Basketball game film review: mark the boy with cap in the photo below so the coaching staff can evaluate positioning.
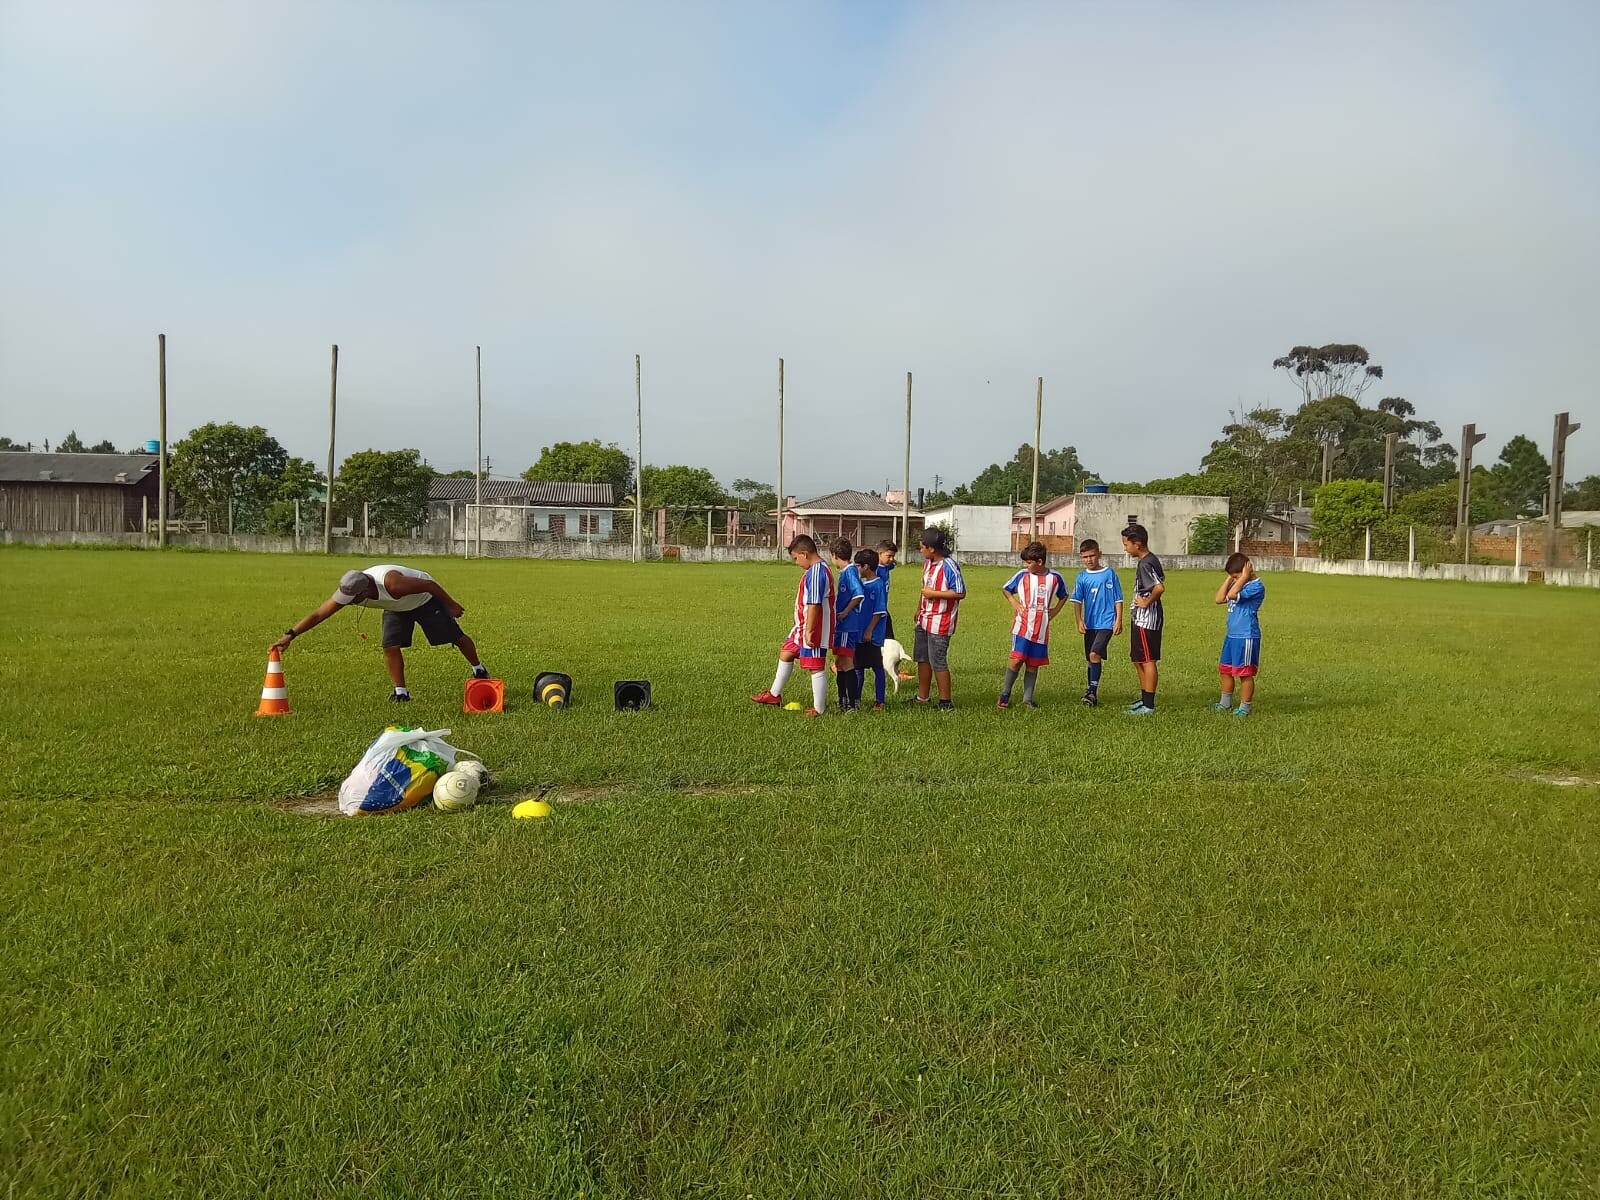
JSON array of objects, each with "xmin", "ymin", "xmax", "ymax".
[{"xmin": 270, "ymin": 564, "xmax": 489, "ymax": 702}]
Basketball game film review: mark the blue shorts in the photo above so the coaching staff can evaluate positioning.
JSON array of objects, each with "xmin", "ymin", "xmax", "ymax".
[
  {"xmin": 1009, "ymin": 635, "xmax": 1049, "ymax": 667},
  {"xmin": 1219, "ymin": 635, "xmax": 1261, "ymax": 677},
  {"xmin": 832, "ymin": 629, "xmax": 860, "ymax": 652}
]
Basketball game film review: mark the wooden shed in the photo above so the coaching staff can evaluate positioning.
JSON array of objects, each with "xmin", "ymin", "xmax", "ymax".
[{"xmin": 0, "ymin": 453, "xmax": 162, "ymax": 534}]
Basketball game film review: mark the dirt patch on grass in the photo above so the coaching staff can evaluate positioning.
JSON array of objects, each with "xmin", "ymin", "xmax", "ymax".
[
  {"xmin": 270, "ymin": 792, "xmax": 344, "ymax": 818},
  {"xmin": 1526, "ymin": 773, "xmax": 1600, "ymax": 789},
  {"xmin": 271, "ymin": 780, "xmax": 765, "ymax": 818}
]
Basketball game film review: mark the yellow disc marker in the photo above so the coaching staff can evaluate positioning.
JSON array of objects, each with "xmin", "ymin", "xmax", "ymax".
[
  {"xmin": 512, "ymin": 798, "xmax": 553, "ymax": 820},
  {"xmin": 783, "ymin": 701, "xmax": 803, "ymax": 711}
]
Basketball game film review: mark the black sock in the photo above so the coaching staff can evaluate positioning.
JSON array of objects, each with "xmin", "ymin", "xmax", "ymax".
[
  {"xmin": 1022, "ymin": 669, "xmax": 1038, "ymax": 704},
  {"xmin": 1000, "ymin": 666, "xmax": 1019, "ymax": 700},
  {"xmin": 1141, "ymin": 690, "xmax": 1155, "ymax": 710}
]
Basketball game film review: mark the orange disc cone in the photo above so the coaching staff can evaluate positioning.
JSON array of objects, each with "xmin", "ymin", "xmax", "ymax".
[{"xmin": 255, "ymin": 648, "xmax": 292, "ymax": 716}]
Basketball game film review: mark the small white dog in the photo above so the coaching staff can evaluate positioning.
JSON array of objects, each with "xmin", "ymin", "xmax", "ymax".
[{"xmin": 881, "ymin": 638, "xmax": 913, "ymax": 692}]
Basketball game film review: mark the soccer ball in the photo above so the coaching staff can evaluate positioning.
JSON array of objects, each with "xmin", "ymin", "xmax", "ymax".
[
  {"xmin": 455, "ymin": 759, "xmax": 491, "ymax": 789},
  {"xmin": 433, "ymin": 770, "xmax": 480, "ymax": 813}
]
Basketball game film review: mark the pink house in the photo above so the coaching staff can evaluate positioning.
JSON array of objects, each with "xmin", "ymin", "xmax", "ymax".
[
  {"xmin": 1010, "ymin": 494, "xmax": 1077, "ymax": 540},
  {"xmin": 777, "ymin": 489, "xmax": 924, "ymax": 549}
]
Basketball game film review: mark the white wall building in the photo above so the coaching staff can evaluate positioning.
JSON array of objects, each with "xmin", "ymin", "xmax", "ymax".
[{"xmin": 920, "ymin": 504, "xmax": 1014, "ymax": 553}]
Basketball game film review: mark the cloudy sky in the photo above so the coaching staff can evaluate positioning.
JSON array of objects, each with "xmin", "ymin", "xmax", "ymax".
[{"xmin": 2, "ymin": 0, "xmax": 1596, "ymax": 495}]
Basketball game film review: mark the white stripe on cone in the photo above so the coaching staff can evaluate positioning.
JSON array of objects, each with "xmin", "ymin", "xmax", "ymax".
[{"xmin": 260, "ymin": 687, "xmax": 287, "ymax": 699}]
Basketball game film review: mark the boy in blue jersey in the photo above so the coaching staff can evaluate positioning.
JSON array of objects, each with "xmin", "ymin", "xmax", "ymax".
[
  {"xmin": 1214, "ymin": 552, "xmax": 1265, "ymax": 716},
  {"xmin": 1069, "ymin": 539, "xmax": 1124, "ymax": 708},
  {"xmin": 874, "ymin": 539, "xmax": 899, "ymax": 641},
  {"xmin": 853, "ymin": 548, "xmax": 890, "ymax": 709},
  {"xmin": 830, "ymin": 537, "xmax": 865, "ymax": 710}
]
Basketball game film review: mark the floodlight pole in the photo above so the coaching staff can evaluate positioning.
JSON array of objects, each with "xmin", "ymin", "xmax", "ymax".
[
  {"xmin": 1029, "ymin": 376, "xmax": 1042, "ymax": 542},
  {"xmin": 325, "ymin": 344, "xmax": 338, "ymax": 554},
  {"xmin": 1456, "ymin": 423, "xmax": 1486, "ymax": 564},
  {"xmin": 1547, "ymin": 412, "xmax": 1581, "ymax": 568},
  {"xmin": 157, "ymin": 333, "xmax": 167, "ymax": 547},
  {"xmin": 634, "ymin": 354, "xmax": 643, "ymax": 563},
  {"xmin": 1382, "ymin": 432, "xmax": 1398, "ymax": 511},
  {"xmin": 475, "ymin": 345, "xmax": 483, "ymax": 559},
  {"xmin": 901, "ymin": 372, "xmax": 913, "ymax": 547},
  {"xmin": 771, "ymin": 356, "xmax": 777, "ymax": 560}
]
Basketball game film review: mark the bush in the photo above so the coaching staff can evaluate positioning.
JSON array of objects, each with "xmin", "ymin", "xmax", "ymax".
[
  {"xmin": 1188, "ymin": 513, "xmax": 1230, "ymax": 555},
  {"xmin": 1311, "ymin": 479, "xmax": 1385, "ymax": 559}
]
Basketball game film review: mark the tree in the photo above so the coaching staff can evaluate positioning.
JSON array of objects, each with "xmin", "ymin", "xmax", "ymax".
[
  {"xmin": 1311, "ymin": 479, "xmax": 1386, "ymax": 559},
  {"xmin": 167, "ymin": 422, "xmax": 290, "ymax": 533},
  {"xmin": 1188, "ymin": 513, "xmax": 1230, "ymax": 554},
  {"xmin": 1200, "ymin": 407, "xmax": 1314, "ymax": 532},
  {"xmin": 337, "ymin": 449, "xmax": 434, "ymax": 536},
  {"xmin": 263, "ymin": 457, "xmax": 326, "ymax": 535},
  {"xmin": 642, "ymin": 464, "xmax": 725, "ymax": 508},
  {"xmin": 0, "ymin": 437, "xmax": 26, "ymax": 452},
  {"xmin": 523, "ymin": 440, "xmax": 634, "ymax": 499},
  {"xmin": 1566, "ymin": 475, "xmax": 1600, "ymax": 511},
  {"xmin": 57, "ymin": 431, "xmax": 87, "ymax": 454},
  {"xmin": 958, "ymin": 444, "xmax": 1092, "ymax": 507},
  {"xmin": 1489, "ymin": 435, "xmax": 1550, "ymax": 517},
  {"xmin": 439, "ymin": 469, "xmax": 475, "ymax": 479},
  {"xmin": 87, "ymin": 439, "xmax": 119, "ymax": 453},
  {"xmin": 731, "ymin": 478, "xmax": 778, "ymax": 531},
  {"xmin": 1273, "ymin": 343, "xmax": 1384, "ymax": 405}
]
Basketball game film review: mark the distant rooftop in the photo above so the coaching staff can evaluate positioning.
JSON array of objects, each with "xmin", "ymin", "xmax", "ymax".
[
  {"xmin": 428, "ymin": 479, "xmax": 614, "ymax": 505},
  {"xmin": 0, "ymin": 452, "xmax": 158, "ymax": 485}
]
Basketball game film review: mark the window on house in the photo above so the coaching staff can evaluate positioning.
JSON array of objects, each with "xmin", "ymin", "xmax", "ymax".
[
  {"xmin": 578, "ymin": 512, "xmax": 598, "ymax": 535},
  {"xmin": 548, "ymin": 514, "xmax": 567, "ymax": 539}
]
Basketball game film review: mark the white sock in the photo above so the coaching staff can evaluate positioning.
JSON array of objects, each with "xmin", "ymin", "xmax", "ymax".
[
  {"xmin": 811, "ymin": 671, "xmax": 828, "ymax": 713},
  {"xmin": 771, "ymin": 660, "xmax": 795, "ymax": 695}
]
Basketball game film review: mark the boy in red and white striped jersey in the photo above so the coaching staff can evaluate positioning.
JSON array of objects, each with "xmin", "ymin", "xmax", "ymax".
[
  {"xmin": 913, "ymin": 526, "xmax": 966, "ymax": 710},
  {"xmin": 998, "ymin": 541, "xmax": 1068, "ymax": 709}
]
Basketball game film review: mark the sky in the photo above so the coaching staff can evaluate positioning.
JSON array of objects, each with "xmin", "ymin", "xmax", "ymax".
[{"xmin": 2, "ymin": 0, "xmax": 1597, "ymax": 497}]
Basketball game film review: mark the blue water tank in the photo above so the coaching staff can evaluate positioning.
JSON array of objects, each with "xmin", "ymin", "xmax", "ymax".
[
  {"xmin": 1084, "ymin": 483, "xmax": 1109, "ymax": 494},
  {"xmin": 143, "ymin": 439, "xmax": 161, "ymax": 454}
]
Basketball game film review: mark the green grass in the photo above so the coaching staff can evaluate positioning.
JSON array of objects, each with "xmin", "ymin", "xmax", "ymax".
[{"xmin": 3, "ymin": 549, "xmax": 1598, "ymax": 1197}]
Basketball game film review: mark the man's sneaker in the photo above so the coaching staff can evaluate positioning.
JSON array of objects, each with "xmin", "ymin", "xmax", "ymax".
[
  {"xmin": 997, "ymin": 697, "xmax": 1010, "ymax": 709},
  {"xmin": 1081, "ymin": 691, "xmax": 1098, "ymax": 707},
  {"xmin": 390, "ymin": 690, "xmax": 412, "ymax": 703},
  {"xmin": 1022, "ymin": 701, "xmax": 1038, "ymax": 710},
  {"xmin": 750, "ymin": 690, "xmax": 782, "ymax": 706},
  {"xmin": 872, "ymin": 702, "xmax": 887, "ymax": 711},
  {"xmin": 937, "ymin": 700, "xmax": 954, "ymax": 711},
  {"xmin": 1212, "ymin": 700, "xmax": 1234, "ymax": 713},
  {"xmin": 1124, "ymin": 703, "xmax": 1153, "ymax": 716},
  {"xmin": 1232, "ymin": 706, "xmax": 1251, "ymax": 718},
  {"xmin": 803, "ymin": 708, "xmax": 822, "ymax": 718}
]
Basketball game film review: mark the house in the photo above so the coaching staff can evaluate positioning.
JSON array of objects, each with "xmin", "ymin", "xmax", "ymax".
[
  {"xmin": 426, "ymin": 479, "xmax": 616, "ymax": 542},
  {"xmin": 1007, "ymin": 489, "xmax": 1229, "ymax": 556},
  {"xmin": 922, "ymin": 504, "xmax": 1013, "ymax": 552},
  {"xmin": 1254, "ymin": 507, "xmax": 1314, "ymax": 543},
  {"xmin": 778, "ymin": 489, "xmax": 923, "ymax": 549},
  {"xmin": 0, "ymin": 452, "xmax": 162, "ymax": 533}
]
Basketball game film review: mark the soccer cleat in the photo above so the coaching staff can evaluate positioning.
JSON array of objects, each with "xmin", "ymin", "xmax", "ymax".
[
  {"xmin": 872, "ymin": 702, "xmax": 887, "ymax": 711},
  {"xmin": 997, "ymin": 697, "xmax": 1010, "ymax": 709},
  {"xmin": 1124, "ymin": 703, "xmax": 1153, "ymax": 716},
  {"xmin": 1123, "ymin": 700, "xmax": 1147, "ymax": 713},
  {"xmin": 936, "ymin": 700, "xmax": 954, "ymax": 711},
  {"xmin": 750, "ymin": 690, "xmax": 782, "ymax": 705},
  {"xmin": 1081, "ymin": 691, "xmax": 1098, "ymax": 707},
  {"xmin": 1022, "ymin": 701, "xmax": 1038, "ymax": 709},
  {"xmin": 803, "ymin": 708, "xmax": 822, "ymax": 718},
  {"xmin": 390, "ymin": 690, "xmax": 412, "ymax": 703},
  {"xmin": 471, "ymin": 665, "xmax": 490, "ymax": 679},
  {"xmin": 1232, "ymin": 706, "xmax": 1251, "ymax": 718},
  {"xmin": 1212, "ymin": 700, "xmax": 1233, "ymax": 713}
]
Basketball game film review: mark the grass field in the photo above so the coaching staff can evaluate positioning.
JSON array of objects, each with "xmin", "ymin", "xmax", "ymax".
[{"xmin": 4, "ymin": 547, "xmax": 1599, "ymax": 1198}]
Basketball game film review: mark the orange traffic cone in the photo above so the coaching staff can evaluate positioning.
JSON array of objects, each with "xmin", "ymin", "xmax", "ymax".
[{"xmin": 255, "ymin": 648, "xmax": 292, "ymax": 716}]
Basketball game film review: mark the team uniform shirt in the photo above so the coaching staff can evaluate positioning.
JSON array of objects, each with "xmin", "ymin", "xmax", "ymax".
[
  {"xmin": 341, "ymin": 564, "xmax": 433, "ymax": 612},
  {"xmin": 787, "ymin": 561, "xmax": 835, "ymax": 654},
  {"xmin": 1220, "ymin": 578, "xmax": 1265, "ymax": 676},
  {"xmin": 835, "ymin": 564, "xmax": 866, "ymax": 640},
  {"xmin": 1070, "ymin": 566, "xmax": 1123, "ymax": 630},
  {"xmin": 916, "ymin": 557, "xmax": 966, "ymax": 636},
  {"xmin": 859, "ymin": 575, "xmax": 889, "ymax": 646},
  {"xmin": 1131, "ymin": 553, "xmax": 1165, "ymax": 631},
  {"xmin": 1004, "ymin": 569, "xmax": 1068, "ymax": 644}
]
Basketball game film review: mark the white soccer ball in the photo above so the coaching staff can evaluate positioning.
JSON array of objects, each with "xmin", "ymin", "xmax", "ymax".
[
  {"xmin": 432, "ymin": 770, "xmax": 480, "ymax": 813},
  {"xmin": 454, "ymin": 759, "xmax": 491, "ymax": 789}
]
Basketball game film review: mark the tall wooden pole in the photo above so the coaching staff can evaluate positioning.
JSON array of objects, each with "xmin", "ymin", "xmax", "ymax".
[
  {"xmin": 157, "ymin": 333, "xmax": 168, "ymax": 547},
  {"xmin": 325, "ymin": 344, "xmax": 338, "ymax": 554},
  {"xmin": 634, "ymin": 354, "xmax": 643, "ymax": 562},
  {"xmin": 475, "ymin": 345, "xmax": 483, "ymax": 559},
  {"xmin": 1547, "ymin": 412, "xmax": 1581, "ymax": 568},
  {"xmin": 1029, "ymin": 376, "xmax": 1043, "ymax": 541},
  {"xmin": 1382, "ymin": 432, "xmax": 1398, "ymax": 511},
  {"xmin": 1456, "ymin": 422, "xmax": 1486, "ymax": 565},
  {"xmin": 776, "ymin": 357, "xmax": 785, "ymax": 556},
  {"xmin": 901, "ymin": 372, "xmax": 912, "ymax": 546}
]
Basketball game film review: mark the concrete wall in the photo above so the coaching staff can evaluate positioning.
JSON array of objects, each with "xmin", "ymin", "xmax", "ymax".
[
  {"xmin": 1073, "ymin": 493, "xmax": 1228, "ymax": 558},
  {"xmin": 923, "ymin": 505, "xmax": 1013, "ymax": 552},
  {"xmin": 426, "ymin": 502, "xmax": 615, "ymax": 543}
]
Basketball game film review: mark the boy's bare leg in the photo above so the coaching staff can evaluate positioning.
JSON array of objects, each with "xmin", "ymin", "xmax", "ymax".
[
  {"xmin": 935, "ymin": 668, "xmax": 953, "ymax": 702},
  {"xmin": 917, "ymin": 661, "xmax": 933, "ymax": 701},
  {"xmin": 1240, "ymin": 677, "xmax": 1255, "ymax": 705}
]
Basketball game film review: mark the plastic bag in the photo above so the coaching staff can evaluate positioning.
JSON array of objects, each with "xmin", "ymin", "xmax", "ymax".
[{"xmin": 338, "ymin": 725, "xmax": 463, "ymax": 816}]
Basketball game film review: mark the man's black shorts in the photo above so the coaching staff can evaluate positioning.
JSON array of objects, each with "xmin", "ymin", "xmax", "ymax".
[
  {"xmin": 1129, "ymin": 625, "xmax": 1162, "ymax": 664},
  {"xmin": 1083, "ymin": 628, "xmax": 1113, "ymax": 660},
  {"xmin": 856, "ymin": 641, "xmax": 884, "ymax": 670},
  {"xmin": 381, "ymin": 597, "xmax": 464, "ymax": 649}
]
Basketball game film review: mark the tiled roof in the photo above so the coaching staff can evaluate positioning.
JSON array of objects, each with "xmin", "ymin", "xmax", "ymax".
[
  {"xmin": 0, "ymin": 452, "xmax": 158, "ymax": 485},
  {"xmin": 429, "ymin": 479, "xmax": 614, "ymax": 505},
  {"xmin": 790, "ymin": 489, "xmax": 913, "ymax": 514}
]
